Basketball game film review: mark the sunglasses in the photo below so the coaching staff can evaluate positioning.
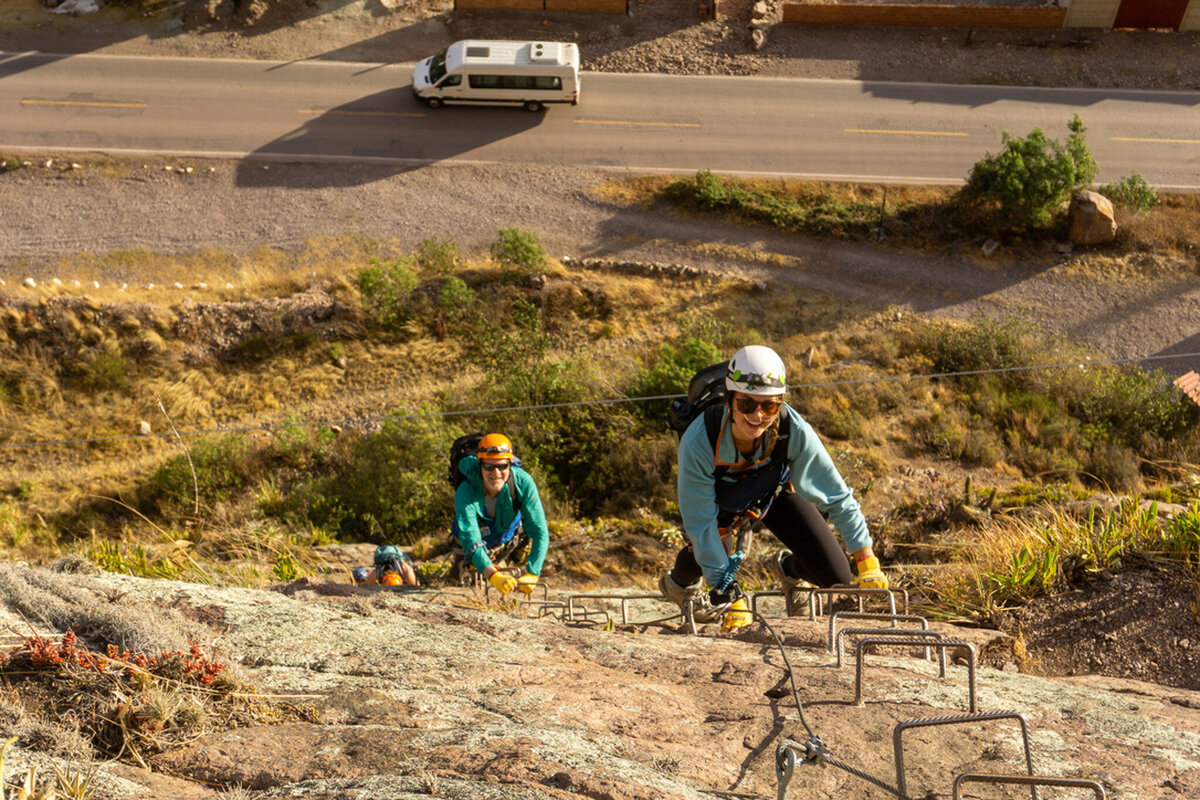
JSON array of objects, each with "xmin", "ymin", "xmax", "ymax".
[
  {"xmin": 733, "ymin": 395, "xmax": 783, "ymax": 416},
  {"xmin": 481, "ymin": 461, "xmax": 511, "ymax": 473}
]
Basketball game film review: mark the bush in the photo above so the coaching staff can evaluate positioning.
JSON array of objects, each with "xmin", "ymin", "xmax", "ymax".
[
  {"xmin": 466, "ymin": 298, "xmax": 578, "ymax": 407},
  {"xmin": 490, "ymin": 228, "xmax": 546, "ymax": 274},
  {"xmin": 961, "ymin": 114, "xmax": 1098, "ymax": 231},
  {"xmin": 358, "ymin": 258, "xmax": 419, "ymax": 328},
  {"xmin": 631, "ymin": 337, "xmax": 722, "ymax": 404},
  {"xmin": 415, "ymin": 237, "xmax": 461, "ymax": 275},
  {"xmin": 437, "ymin": 276, "xmax": 476, "ymax": 324},
  {"xmin": 79, "ymin": 351, "xmax": 129, "ymax": 392},
  {"xmin": 140, "ymin": 435, "xmax": 251, "ymax": 517},
  {"xmin": 1102, "ymin": 173, "xmax": 1158, "ymax": 213},
  {"xmin": 288, "ymin": 418, "xmax": 453, "ymax": 544},
  {"xmin": 919, "ymin": 316, "xmax": 1041, "ymax": 381}
]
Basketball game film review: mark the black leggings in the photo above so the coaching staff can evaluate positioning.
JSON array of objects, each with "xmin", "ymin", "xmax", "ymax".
[{"xmin": 671, "ymin": 491, "xmax": 855, "ymax": 588}]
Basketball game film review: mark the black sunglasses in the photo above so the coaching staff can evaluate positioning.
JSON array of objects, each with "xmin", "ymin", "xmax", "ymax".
[
  {"xmin": 733, "ymin": 395, "xmax": 783, "ymax": 416},
  {"xmin": 481, "ymin": 462, "xmax": 511, "ymax": 473}
]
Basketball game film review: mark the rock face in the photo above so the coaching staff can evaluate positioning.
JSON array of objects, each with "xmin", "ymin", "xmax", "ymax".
[
  {"xmin": 1068, "ymin": 189, "xmax": 1117, "ymax": 246},
  {"xmin": 0, "ymin": 563, "xmax": 1198, "ymax": 799}
]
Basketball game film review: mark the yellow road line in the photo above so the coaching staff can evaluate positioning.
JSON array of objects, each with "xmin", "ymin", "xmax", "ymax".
[
  {"xmin": 574, "ymin": 119, "xmax": 700, "ymax": 128},
  {"xmin": 846, "ymin": 128, "xmax": 969, "ymax": 137},
  {"xmin": 301, "ymin": 108, "xmax": 425, "ymax": 118},
  {"xmin": 21, "ymin": 99, "xmax": 146, "ymax": 109},
  {"xmin": 1113, "ymin": 136, "xmax": 1200, "ymax": 144}
]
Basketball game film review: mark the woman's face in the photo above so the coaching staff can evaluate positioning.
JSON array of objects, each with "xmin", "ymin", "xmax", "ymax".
[
  {"xmin": 729, "ymin": 391, "xmax": 782, "ymax": 444},
  {"xmin": 480, "ymin": 459, "xmax": 511, "ymax": 497}
]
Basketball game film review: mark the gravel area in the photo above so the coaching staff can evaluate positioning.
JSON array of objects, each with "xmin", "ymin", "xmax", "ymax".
[{"xmin": 2, "ymin": 0, "xmax": 1200, "ymax": 367}]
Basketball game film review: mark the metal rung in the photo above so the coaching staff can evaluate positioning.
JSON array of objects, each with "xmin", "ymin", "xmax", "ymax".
[
  {"xmin": 565, "ymin": 593, "xmax": 669, "ymax": 624},
  {"xmin": 827, "ymin": 611, "xmax": 931, "ymax": 654},
  {"xmin": 954, "ymin": 773, "xmax": 1102, "ymax": 799},
  {"xmin": 520, "ymin": 600, "xmax": 567, "ymax": 619},
  {"xmin": 895, "ymin": 711, "xmax": 1036, "ymax": 800},
  {"xmin": 837, "ymin": 628, "xmax": 945, "ymax": 672},
  {"xmin": 802, "ymin": 587, "xmax": 908, "ymax": 619},
  {"xmin": 856, "ymin": 638, "xmax": 977, "ymax": 712},
  {"xmin": 749, "ymin": 589, "xmax": 786, "ymax": 617}
]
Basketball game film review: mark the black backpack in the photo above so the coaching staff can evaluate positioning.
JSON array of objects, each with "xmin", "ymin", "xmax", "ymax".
[
  {"xmin": 667, "ymin": 362, "xmax": 729, "ymax": 442},
  {"xmin": 448, "ymin": 432, "xmax": 520, "ymax": 506}
]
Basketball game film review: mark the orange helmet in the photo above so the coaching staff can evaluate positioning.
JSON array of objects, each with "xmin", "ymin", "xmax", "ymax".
[
  {"xmin": 477, "ymin": 433, "xmax": 514, "ymax": 463},
  {"xmin": 380, "ymin": 571, "xmax": 403, "ymax": 586}
]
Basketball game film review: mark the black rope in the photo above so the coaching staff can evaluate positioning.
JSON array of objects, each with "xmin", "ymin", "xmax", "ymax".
[{"xmin": 751, "ymin": 608, "xmax": 909, "ymax": 799}]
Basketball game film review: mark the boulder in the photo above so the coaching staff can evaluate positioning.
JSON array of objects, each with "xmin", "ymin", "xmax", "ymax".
[{"xmin": 1068, "ymin": 189, "xmax": 1116, "ymax": 246}]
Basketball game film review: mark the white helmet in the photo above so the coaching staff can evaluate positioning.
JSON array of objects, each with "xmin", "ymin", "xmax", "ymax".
[{"xmin": 726, "ymin": 345, "xmax": 787, "ymax": 396}]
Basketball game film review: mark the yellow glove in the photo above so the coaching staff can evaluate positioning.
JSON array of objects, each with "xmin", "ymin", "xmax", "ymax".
[
  {"xmin": 721, "ymin": 597, "xmax": 752, "ymax": 633},
  {"xmin": 516, "ymin": 573, "xmax": 539, "ymax": 595},
  {"xmin": 488, "ymin": 571, "xmax": 517, "ymax": 595},
  {"xmin": 854, "ymin": 556, "xmax": 889, "ymax": 589}
]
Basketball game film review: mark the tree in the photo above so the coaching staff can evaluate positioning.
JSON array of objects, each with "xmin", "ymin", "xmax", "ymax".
[{"xmin": 961, "ymin": 114, "xmax": 1098, "ymax": 231}]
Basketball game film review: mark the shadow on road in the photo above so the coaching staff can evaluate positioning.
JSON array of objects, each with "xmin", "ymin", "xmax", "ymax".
[{"xmin": 234, "ymin": 86, "xmax": 545, "ymax": 188}]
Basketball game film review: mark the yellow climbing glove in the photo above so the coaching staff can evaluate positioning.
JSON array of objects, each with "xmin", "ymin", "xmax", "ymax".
[
  {"xmin": 721, "ymin": 597, "xmax": 752, "ymax": 633},
  {"xmin": 488, "ymin": 571, "xmax": 517, "ymax": 595},
  {"xmin": 853, "ymin": 555, "xmax": 889, "ymax": 590},
  {"xmin": 516, "ymin": 573, "xmax": 539, "ymax": 595}
]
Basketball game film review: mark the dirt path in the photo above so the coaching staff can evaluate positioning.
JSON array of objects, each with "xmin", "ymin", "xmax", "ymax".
[{"xmin": 4, "ymin": 157, "xmax": 1200, "ymax": 370}]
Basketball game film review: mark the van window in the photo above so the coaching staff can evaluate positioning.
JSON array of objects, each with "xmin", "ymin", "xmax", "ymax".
[
  {"xmin": 438, "ymin": 75, "xmax": 461, "ymax": 87},
  {"xmin": 429, "ymin": 50, "xmax": 448, "ymax": 83},
  {"xmin": 469, "ymin": 75, "xmax": 501, "ymax": 89},
  {"xmin": 467, "ymin": 74, "xmax": 563, "ymax": 91}
]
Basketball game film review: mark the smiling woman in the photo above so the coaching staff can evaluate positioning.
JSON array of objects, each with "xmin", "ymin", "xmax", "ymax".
[{"xmin": 661, "ymin": 345, "xmax": 889, "ymax": 631}]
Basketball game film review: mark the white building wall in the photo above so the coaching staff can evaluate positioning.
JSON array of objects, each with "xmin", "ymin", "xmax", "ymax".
[{"xmin": 1064, "ymin": 0, "xmax": 1119, "ymax": 27}]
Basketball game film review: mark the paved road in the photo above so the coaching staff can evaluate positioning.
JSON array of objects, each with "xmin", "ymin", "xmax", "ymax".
[{"xmin": 2, "ymin": 50, "xmax": 1198, "ymax": 186}]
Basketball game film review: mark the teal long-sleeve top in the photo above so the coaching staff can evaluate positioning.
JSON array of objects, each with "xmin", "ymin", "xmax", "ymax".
[
  {"xmin": 453, "ymin": 455, "xmax": 549, "ymax": 576},
  {"xmin": 677, "ymin": 403, "xmax": 872, "ymax": 591}
]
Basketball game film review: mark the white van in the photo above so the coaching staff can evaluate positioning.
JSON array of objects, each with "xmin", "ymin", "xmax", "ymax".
[{"xmin": 412, "ymin": 40, "xmax": 580, "ymax": 112}]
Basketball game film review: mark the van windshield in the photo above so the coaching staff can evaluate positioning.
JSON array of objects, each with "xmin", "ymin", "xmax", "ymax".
[{"xmin": 429, "ymin": 50, "xmax": 448, "ymax": 84}]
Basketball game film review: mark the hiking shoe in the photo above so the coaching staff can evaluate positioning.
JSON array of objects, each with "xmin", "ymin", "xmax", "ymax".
[
  {"xmin": 658, "ymin": 572, "xmax": 723, "ymax": 624},
  {"xmin": 769, "ymin": 549, "xmax": 811, "ymax": 594}
]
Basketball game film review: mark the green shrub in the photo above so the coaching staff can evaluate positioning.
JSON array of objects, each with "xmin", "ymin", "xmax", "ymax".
[
  {"xmin": 1101, "ymin": 173, "xmax": 1158, "ymax": 213},
  {"xmin": 79, "ymin": 351, "xmax": 129, "ymax": 392},
  {"xmin": 1062, "ymin": 366, "xmax": 1197, "ymax": 443},
  {"xmin": 919, "ymin": 316, "xmax": 1041, "ymax": 380},
  {"xmin": 816, "ymin": 408, "xmax": 865, "ymax": 441},
  {"xmin": 140, "ymin": 435, "xmax": 251, "ymax": 517},
  {"xmin": 666, "ymin": 171, "xmax": 881, "ymax": 239},
  {"xmin": 490, "ymin": 228, "xmax": 546, "ymax": 274},
  {"xmin": 287, "ymin": 418, "xmax": 453, "ymax": 544},
  {"xmin": 437, "ymin": 276, "xmax": 476, "ymax": 323},
  {"xmin": 961, "ymin": 114, "xmax": 1098, "ymax": 230},
  {"xmin": 467, "ymin": 298, "xmax": 578, "ymax": 407},
  {"xmin": 631, "ymin": 338, "xmax": 722, "ymax": 403},
  {"xmin": 358, "ymin": 258, "xmax": 420, "ymax": 328},
  {"xmin": 415, "ymin": 237, "xmax": 461, "ymax": 275}
]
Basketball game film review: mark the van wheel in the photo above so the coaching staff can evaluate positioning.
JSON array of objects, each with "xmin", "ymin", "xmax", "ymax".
[
  {"xmin": 425, "ymin": 97, "xmax": 443, "ymax": 109},
  {"xmin": 523, "ymin": 101, "xmax": 543, "ymax": 113}
]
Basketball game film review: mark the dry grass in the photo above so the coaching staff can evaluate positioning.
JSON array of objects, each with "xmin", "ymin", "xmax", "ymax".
[{"xmin": 0, "ymin": 630, "xmax": 317, "ymax": 768}]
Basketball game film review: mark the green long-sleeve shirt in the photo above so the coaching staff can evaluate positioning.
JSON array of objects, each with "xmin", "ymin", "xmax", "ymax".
[{"xmin": 453, "ymin": 455, "xmax": 549, "ymax": 576}]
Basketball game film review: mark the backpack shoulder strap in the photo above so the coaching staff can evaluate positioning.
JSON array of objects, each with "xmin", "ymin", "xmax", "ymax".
[
  {"xmin": 703, "ymin": 404, "xmax": 724, "ymax": 453},
  {"xmin": 507, "ymin": 471, "xmax": 521, "ymax": 512},
  {"xmin": 770, "ymin": 411, "xmax": 792, "ymax": 464}
]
